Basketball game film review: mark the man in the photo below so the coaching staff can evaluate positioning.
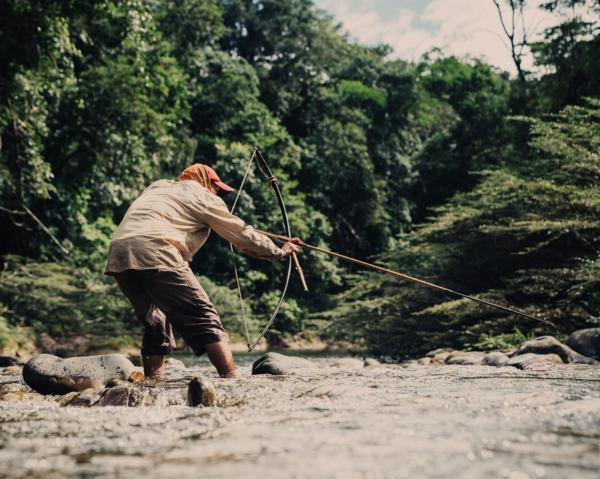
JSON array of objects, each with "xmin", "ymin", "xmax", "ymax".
[{"xmin": 105, "ymin": 163, "xmax": 301, "ymax": 378}]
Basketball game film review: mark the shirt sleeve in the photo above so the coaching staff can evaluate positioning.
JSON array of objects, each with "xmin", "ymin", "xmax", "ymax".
[{"xmin": 202, "ymin": 195, "xmax": 286, "ymax": 261}]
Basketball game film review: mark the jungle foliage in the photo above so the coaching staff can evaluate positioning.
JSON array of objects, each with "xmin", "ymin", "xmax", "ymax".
[{"xmin": 0, "ymin": 0, "xmax": 598, "ymax": 355}]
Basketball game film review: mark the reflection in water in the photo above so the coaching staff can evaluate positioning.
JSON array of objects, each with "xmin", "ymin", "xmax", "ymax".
[{"xmin": 1, "ymin": 354, "xmax": 599, "ymax": 479}]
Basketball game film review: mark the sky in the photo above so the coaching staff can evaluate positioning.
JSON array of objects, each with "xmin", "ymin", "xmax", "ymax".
[{"xmin": 313, "ymin": 0, "xmax": 561, "ymax": 75}]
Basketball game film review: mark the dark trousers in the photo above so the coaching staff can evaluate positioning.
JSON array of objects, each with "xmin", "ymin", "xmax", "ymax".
[{"xmin": 113, "ymin": 267, "xmax": 228, "ymax": 356}]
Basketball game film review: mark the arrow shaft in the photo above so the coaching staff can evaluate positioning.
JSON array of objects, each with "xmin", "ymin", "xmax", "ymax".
[{"xmin": 257, "ymin": 229, "xmax": 554, "ymax": 328}]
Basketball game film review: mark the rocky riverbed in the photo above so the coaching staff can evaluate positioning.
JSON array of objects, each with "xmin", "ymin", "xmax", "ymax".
[{"xmin": 1, "ymin": 352, "xmax": 599, "ymax": 479}]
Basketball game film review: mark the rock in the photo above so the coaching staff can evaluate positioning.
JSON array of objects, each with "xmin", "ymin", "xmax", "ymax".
[
  {"xmin": 445, "ymin": 351, "xmax": 486, "ymax": 365},
  {"xmin": 417, "ymin": 357, "xmax": 432, "ymax": 365},
  {"xmin": 252, "ymin": 352, "xmax": 315, "ymax": 375},
  {"xmin": 106, "ymin": 378, "xmax": 131, "ymax": 388},
  {"xmin": 23, "ymin": 353, "xmax": 140, "ymax": 395},
  {"xmin": 482, "ymin": 352, "xmax": 509, "ymax": 367},
  {"xmin": 332, "ymin": 358, "xmax": 364, "ymax": 369},
  {"xmin": 0, "ymin": 390, "xmax": 46, "ymax": 401},
  {"xmin": 513, "ymin": 336, "xmax": 596, "ymax": 364},
  {"xmin": 506, "ymin": 353, "xmax": 563, "ymax": 370},
  {"xmin": 127, "ymin": 354, "xmax": 143, "ymax": 367},
  {"xmin": 165, "ymin": 357, "xmax": 186, "ymax": 370},
  {"xmin": 566, "ymin": 328, "xmax": 600, "ymax": 360},
  {"xmin": 56, "ymin": 391, "xmax": 80, "ymax": 406},
  {"xmin": 425, "ymin": 348, "xmax": 454, "ymax": 358},
  {"xmin": 0, "ymin": 356, "xmax": 22, "ymax": 367},
  {"xmin": 363, "ymin": 358, "xmax": 382, "ymax": 367},
  {"xmin": 430, "ymin": 351, "xmax": 452, "ymax": 364},
  {"xmin": 96, "ymin": 385, "xmax": 152, "ymax": 407},
  {"xmin": 1, "ymin": 365, "xmax": 22, "ymax": 374},
  {"xmin": 187, "ymin": 377, "xmax": 218, "ymax": 407},
  {"xmin": 0, "ymin": 381, "xmax": 44, "ymax": 401},
  {"xmin": 59, "ymin": 388, "xmax": 104, "ymax": 407}
]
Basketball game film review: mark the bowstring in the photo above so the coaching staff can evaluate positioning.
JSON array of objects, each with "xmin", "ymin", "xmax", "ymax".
[{"xmin": 229, "ymin": 149, "xmax": 257, "ymax": 350}]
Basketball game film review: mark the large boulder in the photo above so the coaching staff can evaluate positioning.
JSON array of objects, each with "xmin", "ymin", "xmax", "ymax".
[
  {"xmin": 252, "ymin": 352, "xmax": 315, "ymax": 375},
  {"xmin": 513, "ymin": 336, "xmax": 596, "ymax": 364},
  {"xmin": 566, "ymin": 328, "xmax": 600, "ymax": 361},
  {"xmin": 23, "ymin": 353, "xmax": 141, "ymax": 395}
]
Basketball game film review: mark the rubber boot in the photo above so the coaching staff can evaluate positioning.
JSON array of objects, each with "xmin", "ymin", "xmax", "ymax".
[{"xmin": 142, "ymin": 354, "xmax": 165, "ymax": 379}]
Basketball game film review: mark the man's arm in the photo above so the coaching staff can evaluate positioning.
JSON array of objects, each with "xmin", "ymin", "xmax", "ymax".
[{"xmin": 202, "ymin": 195, "xmax": 297, "ymax": 261}]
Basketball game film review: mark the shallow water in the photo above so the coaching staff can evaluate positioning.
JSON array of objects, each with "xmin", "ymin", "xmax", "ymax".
[{"xmin": 1, "ymin": 354, "xmax": 599, "ymax": 479}]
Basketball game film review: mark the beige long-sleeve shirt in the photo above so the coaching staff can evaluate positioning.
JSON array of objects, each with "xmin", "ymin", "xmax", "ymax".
[{"xmin": 105, "ymin": 179, "xmax": 285, "ymax": 274}]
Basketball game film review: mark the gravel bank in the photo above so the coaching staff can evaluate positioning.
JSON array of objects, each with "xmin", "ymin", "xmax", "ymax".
[{"xmin": 1, "ymin": 355, "xmax": 599, "ymax": 479}]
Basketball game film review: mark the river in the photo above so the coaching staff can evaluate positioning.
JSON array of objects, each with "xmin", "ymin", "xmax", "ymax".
[{"xmin": 1, "ymin": 352, "xmax": 599, "ymax": 478}]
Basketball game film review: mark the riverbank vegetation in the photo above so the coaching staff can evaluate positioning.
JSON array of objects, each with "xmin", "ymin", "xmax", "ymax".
[{"xmin": 1, "ymin": 0, "xmax": 598, "ymax": 357}]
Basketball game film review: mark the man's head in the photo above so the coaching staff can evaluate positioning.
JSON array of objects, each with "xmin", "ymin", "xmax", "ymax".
[{"xmin": 179, "ymin": 164, "xmax": 235, "ymax": 195}]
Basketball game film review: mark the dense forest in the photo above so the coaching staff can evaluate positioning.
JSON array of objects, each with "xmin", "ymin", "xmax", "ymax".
[{"xmin": 0, "ymin": 0, "xmax": 598, "ymax": 357}]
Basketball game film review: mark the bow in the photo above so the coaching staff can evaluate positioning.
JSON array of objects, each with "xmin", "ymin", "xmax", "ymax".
[{"xmin": 229, "ymin": 147, "xmax": 300, "ymax": 351}]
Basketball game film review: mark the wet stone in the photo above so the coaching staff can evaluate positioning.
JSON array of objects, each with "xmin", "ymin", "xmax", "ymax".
[
  {"xmin": 187, "ymin": 377, "xmax": 218, "ymax": 407},
  {"xmin": 482, "ymin": 352, "xmax": 509, "ymax": 367},
  {"xmin": 513, "ymin": 336, "xmax": 596, "ymax": 364},
  {"xmin": 252, "ymin": 352, "xmax": 316, "ymax": 375},
  {"xmin": 506, "ymin": 353, "xmax": 563, "ymax": 370},
  {"xmin": 566, "ymin": 328, "xmax": 600, "ymax": 360},
  {"xmin": 445, "ymin": 351, "xmax": 486, "ymax": 365},
  {"xmin": 23, "ymin": 354, "xmax": 140, "ymax": 395}
]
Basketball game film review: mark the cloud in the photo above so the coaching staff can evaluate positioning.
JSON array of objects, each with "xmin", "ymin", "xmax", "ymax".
[{"xmin": 314, "ymin": 0, "xmax": 562, "ymax": 74}]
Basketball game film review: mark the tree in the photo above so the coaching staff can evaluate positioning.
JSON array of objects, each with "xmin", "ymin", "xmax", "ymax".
[
  {"xmin": 492, "ymin": 0, "xmax": 530, "ymax": 111},
  {"xmin": 330, "ymin": 99, "xmax": 600, "ymax": 356},
  {"xmin": 531, "ymin": 0, "xmax": 600, "ymax": 110}
]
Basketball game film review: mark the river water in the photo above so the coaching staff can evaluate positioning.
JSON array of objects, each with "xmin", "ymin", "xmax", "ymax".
[{"xmin": 0, "ymin": 353, "xmax": 599, "ymax": 479}]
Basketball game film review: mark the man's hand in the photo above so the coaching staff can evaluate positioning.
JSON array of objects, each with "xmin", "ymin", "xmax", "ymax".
[{"xmin": 281, "ymin": 239, "xmax": 302, "ymax": 257}]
